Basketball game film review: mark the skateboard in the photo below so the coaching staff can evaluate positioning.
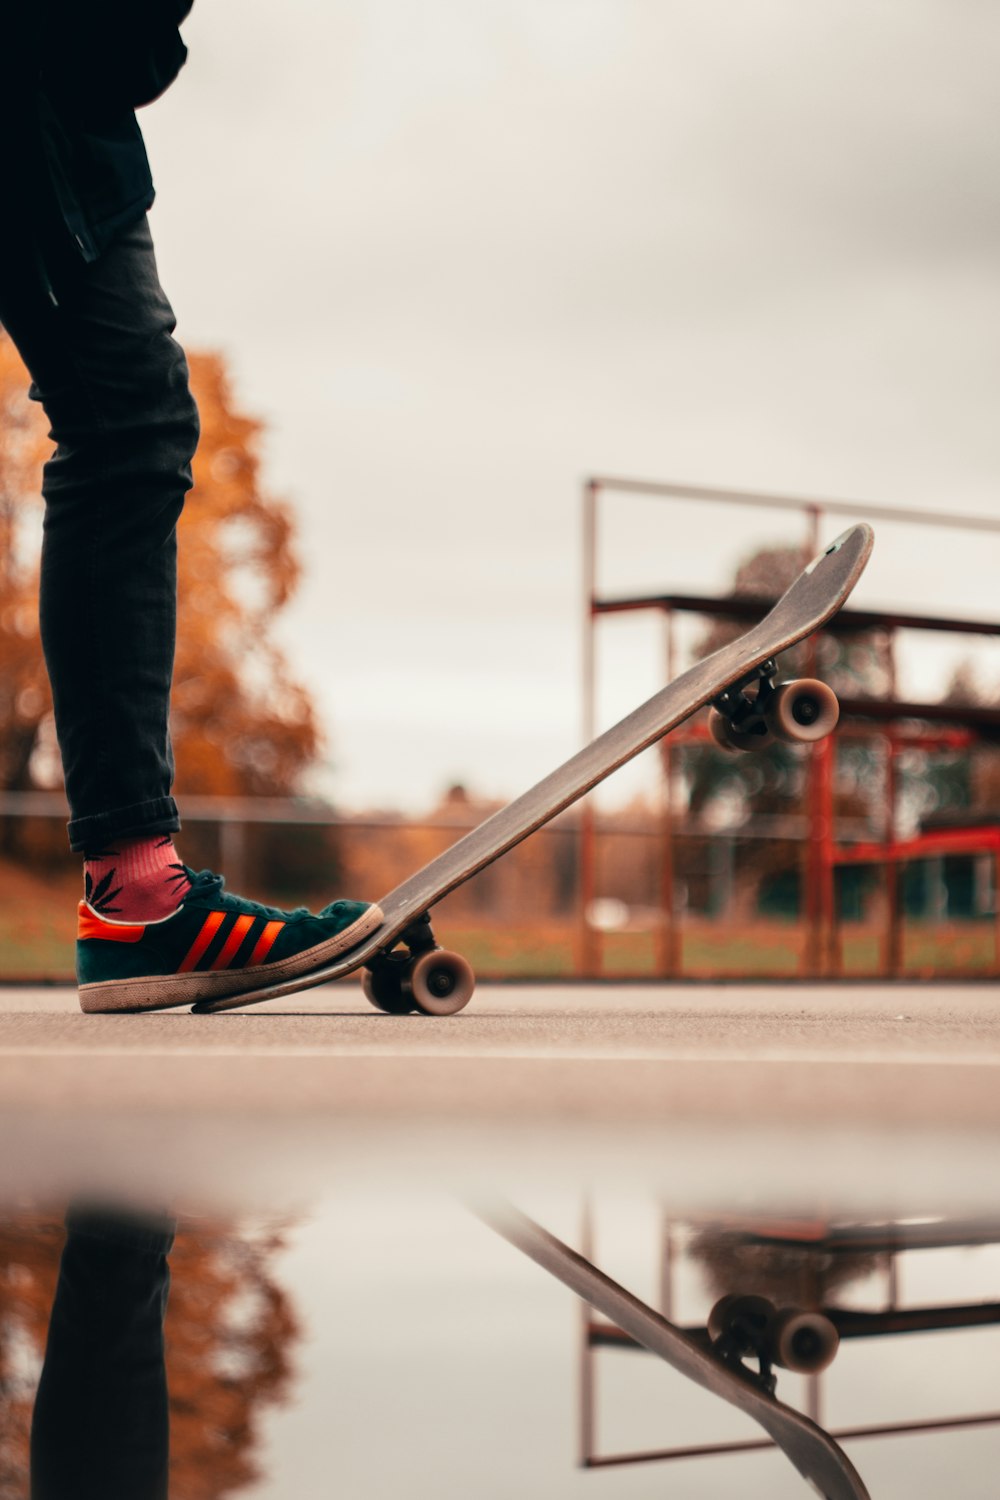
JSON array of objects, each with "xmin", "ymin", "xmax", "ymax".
[
  {"xmin": 483, "ymin": 1204, "xmax": 870, "ymax": 1500},
  {"xmin": 193, "ymin": 522, "xmax": 874, "ymax": 1016}
]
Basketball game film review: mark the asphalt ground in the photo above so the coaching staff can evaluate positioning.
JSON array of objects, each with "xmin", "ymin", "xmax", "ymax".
[
  {"xmin": 1, "ymin": 980, "xmax": 999, "ymax": 1211},
  {"xmin": 2, "ymin": 979, "xmax": 999, "ymax": 1124}
]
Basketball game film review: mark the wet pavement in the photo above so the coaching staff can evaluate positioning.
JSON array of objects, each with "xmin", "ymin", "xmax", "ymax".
[
  {"xmin": 2, "ymin": 980, "xmax": 999, "ymax": 1496},
  {"xmin": 4, "ymin": 1191, "xmax": 1000, "ymax": 1498}
]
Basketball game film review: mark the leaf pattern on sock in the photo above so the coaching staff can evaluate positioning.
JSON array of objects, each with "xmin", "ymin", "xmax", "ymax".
[
  {"xmin": 85, "ymin": 867, "xmax": 123, "ymax": 916},
  {"xmin": 84, "ymin": 839, "xmax": 191, "ymax": 922},
  {"xmin": 156, "ymin": 839, "xmax": 191, "ymax": 896}
]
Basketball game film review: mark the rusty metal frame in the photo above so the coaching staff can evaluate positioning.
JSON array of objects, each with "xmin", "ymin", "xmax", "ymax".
[
  {"xmin": 579, "ymin": 1210, "xmax": 1000, "ymax": 1471},
  {"xmin": 581, "ymin": 477, "xmax": 1000, "ymax": 980}
]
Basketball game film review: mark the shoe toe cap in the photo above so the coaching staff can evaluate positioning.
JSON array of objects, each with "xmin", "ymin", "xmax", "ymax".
[{"xmin": 317, "ymin": 898, "xmax": 375, "ymax": 928}]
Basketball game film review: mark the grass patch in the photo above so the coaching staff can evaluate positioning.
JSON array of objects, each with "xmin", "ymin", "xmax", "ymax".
[
  {"xmin": 903, "ymin": 922, "xmax": 996, "ymax": 977},
  {"xmin": 0, "ymin": 860, "xmax": 79, "ymax": 978},
  {"xmin": 0, "ymin": 854, "xmax": 995, "ymax": 983}
]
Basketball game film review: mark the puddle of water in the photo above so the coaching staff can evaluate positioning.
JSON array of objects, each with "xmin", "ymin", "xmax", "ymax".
[{"xmin": 3, "ymin": 1187, "xmax": 1000, "ymax": 1499}]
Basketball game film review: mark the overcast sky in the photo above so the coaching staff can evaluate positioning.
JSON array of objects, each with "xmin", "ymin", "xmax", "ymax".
[{"xmin": 141, "ymin": 0, "xmax": 1000, "ymax": 810}]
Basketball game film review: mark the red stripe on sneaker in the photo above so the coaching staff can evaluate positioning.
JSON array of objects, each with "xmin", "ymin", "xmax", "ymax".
[
  {"xmin": 210, "ymin": 914, "xmax": 255, "ymax": 970},
  {"xmin": 177, "ymin": 911, "xmax": 226, "ymax": 972},
  {"xmin": 77, "ymin": 902, "xmax": 146, "ymax": 944},
  {"xmin": 247, "ymin": 920, "xmax": 284, "ymax": 966}
]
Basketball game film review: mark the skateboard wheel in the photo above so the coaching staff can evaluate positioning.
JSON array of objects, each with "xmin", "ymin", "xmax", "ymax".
[
  {"xmin": 405, "ymin": 949, "xmax": 476, "ymax": 1016},
  {"xmin": 707, "ymin": 707, "xmax": 774, "ymax": 754},
  {"xmin": 361, "ymin": 956, "xmax": 417, "ymax": 1014},
  {"xmin": 765, "ymin": 679, "xmax": 839, "ymax": 744},
  {"xmin": 771, "ymin": 1308, "xmax": 840, "ymax": 1373},
  {"xmin": 707, "ymin": 1294, "xmax": 776, "ymax": 1350}
]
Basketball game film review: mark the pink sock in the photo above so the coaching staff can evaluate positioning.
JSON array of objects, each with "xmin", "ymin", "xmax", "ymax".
[{"xmin": 84, "ymin": 836, "xmax": 192, "ymax": 923}]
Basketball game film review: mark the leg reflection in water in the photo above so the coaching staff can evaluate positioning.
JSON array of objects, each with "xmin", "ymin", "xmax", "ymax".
[{"xmin": 30, "ymin": 1207, "xmax": 176, "ymax": 1500}]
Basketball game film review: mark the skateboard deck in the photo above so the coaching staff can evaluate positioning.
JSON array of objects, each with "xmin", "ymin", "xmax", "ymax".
[
  {"xmin": 193, "ymin": 522, "xmax": 873, "ymax": 1015},
  {"xmin": 484, "ymin": 1204, "xmax": 870, "ymax": 1500}
]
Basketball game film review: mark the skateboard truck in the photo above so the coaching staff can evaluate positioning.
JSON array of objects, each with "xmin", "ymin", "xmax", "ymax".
[
  {"xmin": 709, "ymin": 1293, "xmax": 780, "ymax": 1393},
  {"xmin": 708, "ymin": 659, "xmax": 840, "ymax": 754},
  {"xmin": 361, "ymin": 913, "xmax": 476, "ymax": 1017},
  {"xmin": 708, "ymin": 1294, "xmax": 840, "ymax": 1391}
]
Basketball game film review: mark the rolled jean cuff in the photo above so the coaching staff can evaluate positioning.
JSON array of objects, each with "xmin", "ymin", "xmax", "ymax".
[{"xmin": 69, "ymin": 796, "xmax": 180, "ymax": 855}]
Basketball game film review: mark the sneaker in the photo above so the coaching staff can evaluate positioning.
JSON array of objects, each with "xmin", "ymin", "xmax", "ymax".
[{"xmin": 77, "ymin": 867, "xmax": 384, "ymax": 1014}]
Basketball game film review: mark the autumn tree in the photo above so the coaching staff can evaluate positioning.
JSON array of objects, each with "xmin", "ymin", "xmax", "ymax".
[
  {"xmin": 689, "ymin": 1224, "xmax": 882, "ymax": 1307},
  {"xmin": 0, "ymin": 1212, "xmax": 299, "ymax": 1499},
  {"xmin": 0, "ymin": 334, "xmax": 51, "ymax": 803},
  {"xmin": 0, "ymin": 1215, "xmax": 63, "ymax": 1498},
  {"xmin": 0, "ymin": 333, "xmax": 321, "ymax": 808},
  {"xmin": 172, "ymin": 352, "xmax": 320, "ymax": 797},
  {"xmin": 165, "ymin": 1218, "xmax": 300, "ymax": 1499}
]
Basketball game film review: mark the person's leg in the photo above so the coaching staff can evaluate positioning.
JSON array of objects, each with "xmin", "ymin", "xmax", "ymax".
[
  {"xmin": 30, "ymin": 1207, "xmax": 175, "ymax": 1500},
  {"xmin": 0, "ymin": 216, "xmax": 197, "ymax": 854},
  {"xmin": 1, "ymin": 220, "xmax": 382, "ymax": 1012}
]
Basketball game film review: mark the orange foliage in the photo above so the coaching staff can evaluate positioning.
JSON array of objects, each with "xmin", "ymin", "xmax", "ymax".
[
  {"xmin": 0, "ymin": 1212, "xmax": 298, "ymax": 1499},
  {"xmin": 0, "ymin": 1216, "xmax": 63, "ymax": 1498},
  {"xmin": 173, "ymin": 353, "xmax": 320, "ymax": 796},
  {"xmin": 0, "ymin": 335, "xmax": 51, "ymax": 796},
  {"xmin": 0, "ymin": 333, "xmax": 320, "ymax": 800},
  {"xmin": 165, "ymin": 1219, "xmax": 299, "ymax": 1499}
]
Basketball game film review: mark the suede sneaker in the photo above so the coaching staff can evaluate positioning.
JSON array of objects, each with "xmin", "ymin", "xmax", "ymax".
[{"xmin": 77, "ymin": 867, "xmax": 383, "ymax": 1014}]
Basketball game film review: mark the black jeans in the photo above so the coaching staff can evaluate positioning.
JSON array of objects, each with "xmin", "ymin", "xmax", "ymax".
[
  {"xmin": 0, "ymin": 214, "xmax": 198, "ymax": 852},
  {"xmin": 30, "ymin": 1208, "xmax": 175, "ymax": 1500}
]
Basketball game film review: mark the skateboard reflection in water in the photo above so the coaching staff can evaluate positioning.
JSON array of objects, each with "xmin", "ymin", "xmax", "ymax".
[
  {"xmin": 0, "ymin": 5, "xmax": 382, "ymax": 1016},
  {"xmin": 31, "ymin": 1208, "xmax": 174, "ymax": 1500}
]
